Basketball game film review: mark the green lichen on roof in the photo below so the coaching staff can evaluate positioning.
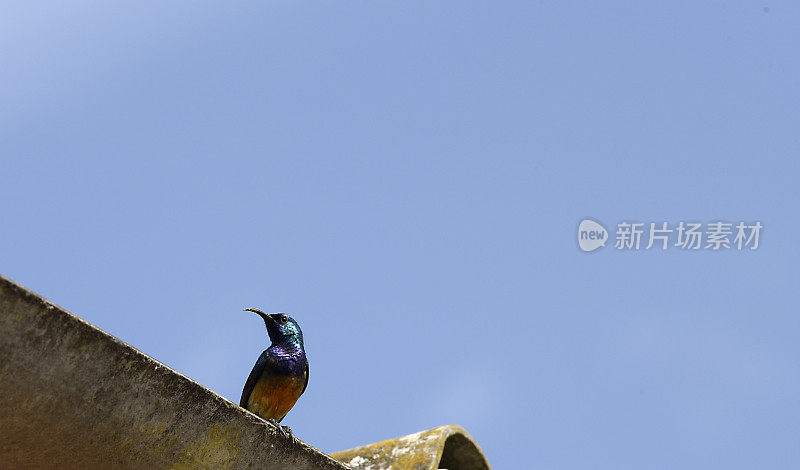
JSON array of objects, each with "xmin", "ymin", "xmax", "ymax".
[{"xmin": 331, "ymin": 425, "xmax": 491, "ymax": 470}]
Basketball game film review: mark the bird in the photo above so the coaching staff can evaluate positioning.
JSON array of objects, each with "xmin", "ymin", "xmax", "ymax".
[{"xmin": 240, "ymin": 308, "xmax": 309, "ymax": 438}]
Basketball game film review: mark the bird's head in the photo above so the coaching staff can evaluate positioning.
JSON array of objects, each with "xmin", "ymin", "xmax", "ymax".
[{"xmin": 244, "ymin": 308, "xmax": 304, "ymax": 345}]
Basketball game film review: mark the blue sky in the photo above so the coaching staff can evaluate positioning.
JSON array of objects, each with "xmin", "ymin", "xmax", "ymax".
[{"xmin": 2, "ymin": 2, "xmax": 799, "ymax": 468}]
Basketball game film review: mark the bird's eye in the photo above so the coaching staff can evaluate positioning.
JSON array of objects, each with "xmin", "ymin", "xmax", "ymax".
[{"xmin": 278, "ymin": 314, "xmax": 288, "ymax": 324}]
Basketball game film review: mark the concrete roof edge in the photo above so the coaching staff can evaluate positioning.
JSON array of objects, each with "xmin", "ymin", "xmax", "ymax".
[
  {"xmin": 0, "ymin": 274, "xmax": 349, "ymax": 469},
  {"xmin": 331, "ymin": 424, "xmax": 491, "ymax": 470}
]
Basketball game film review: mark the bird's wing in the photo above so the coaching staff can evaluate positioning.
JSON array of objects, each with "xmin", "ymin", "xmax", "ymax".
[
  {"xmin": 240, "ymin": 352, "xmax": 268, "ymax": 408},
  {"xmin": 301, "ymin": 360, "xmax": 309, "ymax": 395}
]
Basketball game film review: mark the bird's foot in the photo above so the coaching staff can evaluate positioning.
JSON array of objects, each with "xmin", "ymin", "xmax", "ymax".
[
  {"xmin": 281, "ymin": 425, "xmax": 295, "ymax": 441},
  {"xmin": 266, "ymin": 419, "xmax": 284, "ymax": 436},
  {"xmin": 267, "ymin": 419, "xmax": 295, "ymax": 441}
]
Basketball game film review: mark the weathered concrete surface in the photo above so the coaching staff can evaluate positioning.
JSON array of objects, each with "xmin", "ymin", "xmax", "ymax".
[
  {"xmin": 331, "ymin": 425, "xmax": 491, "ymax": 470},
  {"xmin": 0, "ymin": 275, "xmax": 348, "ymax": 470}
]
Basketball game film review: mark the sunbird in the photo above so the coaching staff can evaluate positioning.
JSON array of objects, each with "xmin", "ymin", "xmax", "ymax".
[{"xmin": 240, "ymin": 308, "xmax": 309, "ymax": 437}]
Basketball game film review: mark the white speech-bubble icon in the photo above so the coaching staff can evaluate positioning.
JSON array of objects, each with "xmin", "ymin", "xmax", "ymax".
[{"xmin": 578, "ymin": 219, "xmax": 608, "ymax": 252}]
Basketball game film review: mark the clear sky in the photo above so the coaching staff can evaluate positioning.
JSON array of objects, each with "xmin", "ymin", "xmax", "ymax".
[{"xmin": 2, "ymin": 2, "xmax": 799, "ymax": 468}]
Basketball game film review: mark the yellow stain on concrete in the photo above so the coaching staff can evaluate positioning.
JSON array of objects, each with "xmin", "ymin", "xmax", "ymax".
[{"xmin": 170, "ymin": 423, "xmax": 243, "ymax": 470}]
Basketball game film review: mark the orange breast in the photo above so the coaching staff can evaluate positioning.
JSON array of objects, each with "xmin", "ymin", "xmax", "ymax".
[{"xmin": 246, "ymin": 373, "xmax": 306, "ymax": 422}]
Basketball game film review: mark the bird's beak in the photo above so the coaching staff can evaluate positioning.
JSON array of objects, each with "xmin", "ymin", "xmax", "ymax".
[{"xmin": 244, "ymin": 307, "xmax": 272, "ymax": 323}]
